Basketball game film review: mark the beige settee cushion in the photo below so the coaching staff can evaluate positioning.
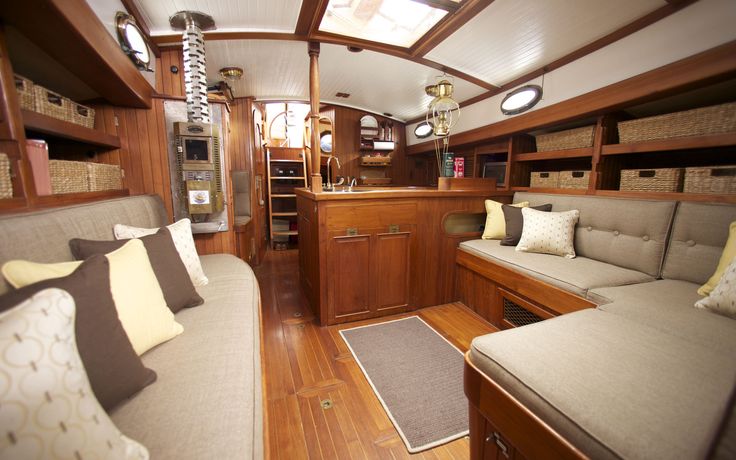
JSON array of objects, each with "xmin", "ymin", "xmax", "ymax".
[
  {"xmin": 459, "ymin": 239, "xmax": 653, "ymax": 300},
  {"xmin": 469, "ymin": 309, "xmax": 736, "ymax": 460}
]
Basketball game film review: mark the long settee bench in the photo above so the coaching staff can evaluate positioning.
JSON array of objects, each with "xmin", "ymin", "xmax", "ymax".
[
  {"xmin": 459, "ymin": 192, "xmax": 736, "ymax": 459},
  {"xmin": 0, "ymin": 195, "xmax": 264, "ymax": 459}
]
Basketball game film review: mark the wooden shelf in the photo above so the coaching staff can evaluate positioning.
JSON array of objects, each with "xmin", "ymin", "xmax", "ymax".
[
  {"xmin": 272, "ymin": 194, "xmax": 297, "ymax": 198},
  {"xmin": 511, "ymin": 186, "xmax": 589, "ymax": 195},
  {"xmin": 601, "ymin": 132, "xmax": 736, "ymax": 155},
  {"xmin": 514, "ymin": 147, "xmax": 593, "ymax": 162},
  {"xmin": 273, "ymin": 230, "xmax": 298, "ymax": 236},
  {"xmin": 271, "ymin": 176, "xmax": 306, "ymax": 180},
  {"xmin": 33, "ymin": 189, "xmax": 130, "ymax": 207},
  {"xmin": 22, "ymin": 110, "xmax": 121, "ymax": 149},
  {"xmin": 270, "ymin": 159, "xmax": 304, "ymax": 163},
  {"xmin": 272, "ymin": 212, "xmax": 297, "ymax": 217}
]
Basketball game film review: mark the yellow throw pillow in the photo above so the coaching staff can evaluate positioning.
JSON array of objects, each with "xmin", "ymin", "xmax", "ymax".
[
  {"xmin": 2, "ymin": 239, "xmax": 183, "ymax": 355},
  {"xmin": 698, "ymin": 221, "xmax": 736, "ymax": 296},
  {"xmin": 482, "ymin": 201, "xmax": 529, "ymax": 240}
]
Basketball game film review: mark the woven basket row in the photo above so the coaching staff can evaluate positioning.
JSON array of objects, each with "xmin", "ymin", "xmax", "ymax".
[
  {"xmin": 49, "ymin": 160, "xmax": 122, "ymax": 194},
  {"xmin": 618, "ymin": 102, "xmax": 736, "ymax": 143},
  {"xmin": 0, "ymin": 153, "xmax": 12, "ymax": 199},
  {"xmin": 530, "ymin": 170, "xmax": 590, "ymax": 189},
  {"xmin": 535, "ymin": 126, "xmax": 595, "ymax": 152},
  {"xmin": 620, "ymin": 168, "xmax": 684, "ymax": 192},
  {"xmin": 14, "ymin": 74, "xmax": 95, "ymax": 129}
]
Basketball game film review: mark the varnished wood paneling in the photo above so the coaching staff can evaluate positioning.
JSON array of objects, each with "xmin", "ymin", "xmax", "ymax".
[
  {"xmin": 328, "ymin": 235, "xmax": 372, "ymax": 319},
  {"xmin": 256, "ymin": 249, "xmax": 497, "ymax": 459},
  {"xmin": 374, "ymin": 232, "xmax": 411, "ymax": 311}
]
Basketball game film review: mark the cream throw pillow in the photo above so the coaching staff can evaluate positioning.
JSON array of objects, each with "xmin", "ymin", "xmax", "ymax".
[
  {"xmin": 2, "ymin": 239, "xmax": 183, "ymax": 355},
  {"xmin": 114, "ymin": 218, "xmax": 209, "ymax": 286},
  {"xmin": 516, "ymin": 208, "xmax": 580, "ymax": 258},
  {"xmin": 698, "ymin": 221, "xmax": 736, "ymax": 296},
  {"xmin": 482, "ymin": 201, "xmax": 528, "ymax": 240},
  {"xmin": 0, "ymin": 288, "xmax": 149, "ymax": 459},
  {"xmin": 695, "ymin": 257, "xmax": 736, "ymax": 319}
]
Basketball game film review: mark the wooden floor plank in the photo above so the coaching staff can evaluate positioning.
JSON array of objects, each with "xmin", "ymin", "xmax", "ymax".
[{"xmin": 254, "ymin": 249, "xmax": 498, "ymax": 459}]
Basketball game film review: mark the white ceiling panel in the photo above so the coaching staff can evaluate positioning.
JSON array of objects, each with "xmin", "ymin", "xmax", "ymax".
[
  {"xmin": 425, "ymin": 0, "xmax": 665, "ymax": 86},
  {"xmin": 205, "ymin": 40, "xmax": 309, "ymax": 100},
  {"xmin": 133, "ymin": 0, "xmax": 303, "ymax": 35},
  {"xmin": 318, "ymin": 44, "xmax": 486, "ymax": 121}
]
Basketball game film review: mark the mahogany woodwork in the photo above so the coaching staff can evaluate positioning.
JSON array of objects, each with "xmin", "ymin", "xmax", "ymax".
[
  {"xmin": 464, "ymin": 357, "xmax": 586, "ymax": 460},
  {"xmin": 437, "ymin": 177, "xmax": 497, "ymax": 191},
  {"xmin": 308, "ymin": 41, "xmax": 323, "ymax": 193},
  {"xmin": 455, "ymin": 249, "xmax": 596, "ymax": 328},
  {"xmin": 256, "ymin": 248, "xmax": 497, "ymax": 459},
  {"xmin": 22, "ymin": 110, "xmax": 120, "ymax": 148},
  {"xmin": 298, "ymin": 190, "xmax": 514, "ymax": 325},
  {"xmin": 0, "ymin": 0, "xmax": 154, "ymax": 108},
  {"xmin": 406, "ymin": 41, "xmax": 736, "ymax": 154}
]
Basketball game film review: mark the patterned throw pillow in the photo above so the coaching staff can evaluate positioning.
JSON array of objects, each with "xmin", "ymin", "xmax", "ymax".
[
  {"xmin": 114, "ymin": 218, "xmax": 208, "ymax": 286},
  {"xmin": 0, "ymin": 288, "xmax": 149, "ymax": 459},
  {"xmin": 695, "ymin": 257, "xmax": 736, "ymax": 319},
  {"xmin": 516, "ymin": 208, "xmax": 580, "ymax": 258}
]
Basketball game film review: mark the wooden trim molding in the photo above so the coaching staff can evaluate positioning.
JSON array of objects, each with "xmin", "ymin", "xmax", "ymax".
[
  {"xmin": 410, "ymin": 0, "xmax": 496, "ymax": 58},
  {"xmin": 0, "ymin": 0, "xmax": 154, "ymax": 108},
  {"xmin": 407, "ymin": 40, "xmax": 736, "ymax": 154}
]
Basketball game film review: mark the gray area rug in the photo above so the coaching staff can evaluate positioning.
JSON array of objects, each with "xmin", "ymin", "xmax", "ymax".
[{"xmin": 340, "ymin": 316, "xmax": 468, "ymax": 453}]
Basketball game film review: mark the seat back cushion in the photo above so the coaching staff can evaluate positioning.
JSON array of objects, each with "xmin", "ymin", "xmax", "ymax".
[
  {"xmin": 0, "ymin": 194, "xmax": 168, "ymax": 295},
  {"xmin": 514, "ymin": 192, "xmax": 677, "ymax": 277},
  {"xmin": 662, "ymin": 201, "xmax": 736, "ymax": 284},
  {"xmin": 232, "ymin": 170, "xmax": 251, "ymax": 218}
]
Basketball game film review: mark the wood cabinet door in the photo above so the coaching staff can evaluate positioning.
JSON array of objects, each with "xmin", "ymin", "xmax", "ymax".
[
  {"xmin": 327, "ymin": 234, "xmax": 372, "ymax": 321},
  {"xmin": 373, "ymin": 231, "xmax": 412, "ymax": 312}
]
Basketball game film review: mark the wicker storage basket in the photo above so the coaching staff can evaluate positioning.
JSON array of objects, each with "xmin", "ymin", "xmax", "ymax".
[
  {"xmin": 69, "ymin": 101, "xmax": 95, "ymax": 129},
  {"xmin": 618, "ymin": 102, "xmax": 736, "ymax": 143},
  {"xmin": 530, "ymin": 171, "xmax": 560, "ymax": 188},
  {"xmin": 559, "ymin": 170, "xmax": 590, "ymax": 189},
  {"xmin": 620, "ymin": 168, "xmax": 684, "ymax": 192},
  {"xmin": 684, "ymin": 166, "xmax": 736, "ymax": 195},
  {"xmin": 33, "ymin": 85, "xmax": 71, "ymax": 121},
  {"xmin": 14, "ymin": 74, "xmax": 34, "ymax": 111},
  {"xmin": 0, "ymin": 153, "xmax": 12, "ymax": 199},
  {"xmin": 87, "ymin": 163, "xmax": 122, "ymax": 191},
  {"xmin": 49, "ymin": 160, "xmax": 88, "ymax": 194},
  {"xmin": 535, "ymin": 126, "xmax": 595, "ymax": 152}
]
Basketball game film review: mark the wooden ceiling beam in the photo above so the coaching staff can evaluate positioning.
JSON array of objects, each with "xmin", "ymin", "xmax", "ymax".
[
  {"xmin": 405, "ymin": 40, "xmax": 736, "ymax": 154},
  {"xmin": 295, "ymin": 0, "xmax": 325, "ymax": 36},
  {"xmin": 410, "ymin": 0, "xmax": 495, "ymax": 58},
  {"xmin": 120, "ymin": 0, "xmax": 161, "ymax": 57},
  {"xmin": 405, "ymin": 0, "xmax": 699, "ymax": 124}
]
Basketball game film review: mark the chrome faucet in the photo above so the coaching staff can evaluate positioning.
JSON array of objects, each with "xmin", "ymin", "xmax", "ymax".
[
  {"xmin": 325, "ymin": 155, "xmax": 341, "ymax": 190},
  {"xmin": 348, "ymin": 177, "xmax": 357, "ymax": 192}
]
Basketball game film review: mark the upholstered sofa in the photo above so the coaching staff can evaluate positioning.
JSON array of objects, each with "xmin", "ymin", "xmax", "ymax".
[
  {"xmin": 0, "ymin": 195, "xmax": 263, "ymax": 459},
  {"xmin": 461, "ymin": 193, "xmax": 736, "ymax": 459}
]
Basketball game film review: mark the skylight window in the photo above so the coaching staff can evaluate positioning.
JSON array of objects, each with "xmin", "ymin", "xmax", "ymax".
[{"xmin": 319, "ymin": 0, "xmax": 449, "ymax": 48}]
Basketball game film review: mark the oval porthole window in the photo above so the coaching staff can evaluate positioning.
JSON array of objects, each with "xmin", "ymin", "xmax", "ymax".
[
  {"xmin": 500, "ymin": 85, "xmax": 543, "ymax": 116},
  {"xmin": 320, "ymin": 132, "xmax": 333, "ymax": 153},
  {"xmin": 116, "ymin": 12, "xmax": 152, "ymax": 71},
  {"xmin": 414, "ymin": 121, "xmax": 434, "ymax": 139}
]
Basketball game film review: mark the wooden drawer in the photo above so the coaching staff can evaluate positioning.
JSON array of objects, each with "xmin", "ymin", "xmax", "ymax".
[
  {"xmin": 482, "ymin": 417, "xmax": 527, "ymax": 460},
  {"xmin": 324, "ymin": 202, "xmax": 417, "ymax": 231}
]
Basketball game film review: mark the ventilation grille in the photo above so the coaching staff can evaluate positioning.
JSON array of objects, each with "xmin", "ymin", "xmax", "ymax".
[{"xmin": 503, "ymin": 298, "xmax": 543, "ymax": 327}]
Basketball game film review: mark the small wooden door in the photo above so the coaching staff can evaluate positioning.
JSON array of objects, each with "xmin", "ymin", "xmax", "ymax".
[
  {"xmin": 373, "ymin": 231, "xmax": 411, "ymax": 312},
  {"xmin": 328, "ymin": 234, "xmax": 371, "ymax": 320}
]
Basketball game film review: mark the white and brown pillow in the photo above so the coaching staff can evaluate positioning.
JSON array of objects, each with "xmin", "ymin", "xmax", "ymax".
[
  {"xmin": 114, "ymin": 218, "xmax": 208, "ymax": 286},
  {"xmin": 516, "ymin": 208, "xmax": 580, "ymax": 258},
  {"xmin": 695, "ymin": 257, "xmax": 736, "ymax": 319},
  {"xmin": 0, "ymin": 288, "xmax": 149, "ymax": 459}
]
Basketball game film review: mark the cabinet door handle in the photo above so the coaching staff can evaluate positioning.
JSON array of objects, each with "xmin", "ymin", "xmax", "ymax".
[{"xmin": 485, "ymin": 432, "xmax": 510, "ymax": 458}]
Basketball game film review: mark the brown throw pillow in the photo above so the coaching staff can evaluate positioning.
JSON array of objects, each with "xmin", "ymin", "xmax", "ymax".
[
  {"xmin": 501, "ymin": 203, "xmax": 553, "ymax": 246},
  {"xmin": 0, "ymin": 255, "xmax": 156, "ymax": 411},
  {"xmin": 69, "ymin": 227, "xmax": 204, "ymax": 313}
]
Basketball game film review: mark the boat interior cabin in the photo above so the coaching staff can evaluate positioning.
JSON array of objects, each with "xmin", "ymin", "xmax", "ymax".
[{"xmin": 1, "ymin": 0, "xmax": 736, "ymax": 458}]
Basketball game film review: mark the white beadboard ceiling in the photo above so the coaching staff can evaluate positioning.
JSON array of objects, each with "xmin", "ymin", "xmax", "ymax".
[
  {"xmin": 121, "ymin": 0, "xmax": 686, "ymax": 120},
  {"xmin": 426, "ymin": 0, "xmax": 666, "ymax": 86},
  {"xmin": 134, "ymin": 0, "xmax": 303, "ymax": 35}
]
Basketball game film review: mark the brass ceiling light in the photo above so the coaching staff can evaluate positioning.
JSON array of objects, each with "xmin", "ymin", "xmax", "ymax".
[
  {"xmin": 219, "ymin": 66, "xmax": 244, "ymax": 81},
  {"xmin": 425, "ymin": 76, "xmax": 460, "ymax": 175}
]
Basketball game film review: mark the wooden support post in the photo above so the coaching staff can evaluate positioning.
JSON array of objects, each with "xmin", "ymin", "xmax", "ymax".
[{"xmin": 308, "ymin": 41, "xmax": 323, "ymax": 193}]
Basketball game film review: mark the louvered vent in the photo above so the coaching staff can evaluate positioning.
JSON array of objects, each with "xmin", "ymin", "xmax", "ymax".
[{"xmin": 503, "ymin": 298, "xmax": 543, "ymax": 327}]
